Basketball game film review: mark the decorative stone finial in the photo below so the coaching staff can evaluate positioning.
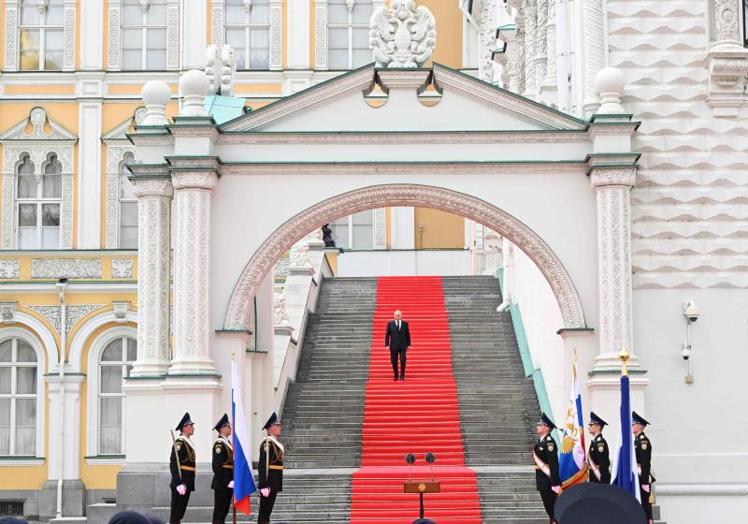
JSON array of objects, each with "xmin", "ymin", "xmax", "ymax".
[
  {"xmin": 205, "ymin": 44, "xmax": 236, "ymax": 96},
  {"xmin": 179, "ymin": 69, "xmax": 210, "ymax": 117},
  {"xmin": 594, "ymin": 67, "xmax": 626, "ymax": 114},
  {"xmin": 370, "ymin": 0, "xmax": 436, "ymax": 68},
  {"xmin": 141, "ymin": 80, "xmax": 171, "ymax": 125}
]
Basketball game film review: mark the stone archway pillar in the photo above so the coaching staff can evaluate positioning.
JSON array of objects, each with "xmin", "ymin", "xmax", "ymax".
[{"xmin": 128, "ymin": 169, "xmax": 173, "ymax": 377}]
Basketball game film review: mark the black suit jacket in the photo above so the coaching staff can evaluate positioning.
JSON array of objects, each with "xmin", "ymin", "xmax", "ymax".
[{"xmin": 385, "ymin": 320, "xmax": 411, "ymax": 350}]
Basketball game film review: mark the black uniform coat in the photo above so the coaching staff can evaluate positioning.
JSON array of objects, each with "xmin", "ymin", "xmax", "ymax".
[
  {"xmin": 170, "ymin": 436, "xmax": 196, "ymax": 491},
  {"xmin": 588, "ymin": 433, "xmax": 611, "ymax": 483},
  {"xmin": 258, "ymin": 437, "xmax": 284, "ymax": 492},
  {"xmin": 385, "ymin": 320, "xmax": 411, "ymax": 350},
  {"xmin": 533, "ymin": 433, "xmax": 561, "ymax": 490},
  {"xmin": 211, "ymin": 437, "xmax": 234, "ymax": 490},
  {"xmin": 635, "ymin": 432, "xmax": 653, "ymax": 485}
]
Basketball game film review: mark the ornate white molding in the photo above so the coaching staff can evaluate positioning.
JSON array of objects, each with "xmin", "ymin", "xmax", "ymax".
[
  {"xmin": 269, "ymin": 0, "xmax": 283, "ymax": 70},
  {"xmin": 166, "ymin": 0, "xmax": 180, "ymax": 70},
  {"xmin": 475, "ymin": 0, "xmax": 500, "ymax": 84},
  {"xmin": 210, "ymin": 0, "xmax": 226, "ymax": 46},
  {"xmin": 63, "ymin": 0, "xmax": 77, "ymax": 71},
  {"xmin": 373, "ymin": 208, "xmax": 387, "ymax": 249},
  {"xmin": 105, "ymin": 145, "xmax": 136, "ymax": 248},
  {"xmin": 129, "ymin": 173, "xmax": 173, "ymax": 377},
  {"xmin": 107, "ymin": 0, "xmax": 122, "ymax": 70},
  {"xmin": 4, "ymin": 0, "xmax": 19, "ymax": 71},
  {"xmin": 582, "ymin": 0, "xmax": 605, "ymax": 115},
  {"xmin": 31, "ymin": 258, "xmax": 102, "ymax": 279},
  {"xmin": 111, "ymin": 258, "xmax": 134, "ymax": 279},
  {"xmin": 0, "ymin": 302, "xmax": 17, "ymax": 322},
  {"xmin": 28, "ymin": 304, "xmax": 104, "ymax": 335},
  {"xmin": 590, "ymin": 167, "xmax": 637, "ymax": 189},
  {"xmin": 224, "ymin": 184, "xmax": 586, "ymax": 330},
  {"xmin": 314, "ymin": 0, "xmax": 328, "ymax": 69},
  {"xmin": 370, "ymin": 0, "xmax": 436, "ymax": 68},
  {"xmin": 706, "ymin": 1, "xmax": 748, "ymax": 115},
  {"xmin": 0, "ymin": 259, "xmax": 21, "ymax": 279}
]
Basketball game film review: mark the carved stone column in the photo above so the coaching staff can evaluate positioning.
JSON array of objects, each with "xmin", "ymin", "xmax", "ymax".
[
  {"xmin": 534, "ymin": 0, "xmax": 548, "ymax": 96},
  {"xmin": 590, "ymin": 166, "xmax": 636, "ymax": 368},
  {"xmin": 522, "ymin": 0, "xmax": 537, "ymax": 98},
  {"xmin": 582, "ymin": 0, "xmax": 605, "ymax": 115},
  {"xmin": 168, "ymin": 160, "xmax": 220, "ymax": 375},
  {"xmin": 540, "ymin": 0, "xmax": 558, "ymax": 105},
  {"xmin": 128, "ymin": 169, "xmax": 173, "ymax": 377},
  {"xmin": 706, "ymin": 0, "xmax": 748, "ymax": 115}
]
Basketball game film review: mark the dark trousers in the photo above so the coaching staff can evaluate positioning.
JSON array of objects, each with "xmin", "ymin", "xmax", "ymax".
[
  {"xmin": 257, "ymin": 490, "xmax": 278, "ymax": 523},
  {"xmin": 390, "ymin": 348, "xmax": 407, "ymax": 377},
  {"xmin": 212, "ymin": 488, "xmax": 233, "ymax": 524},
  {"xmin": 538, "ymin": 486, "xmax": 557, "ymax": 523},
  {"xmin": 169, "ymin": 488, "xmax": 191, "ymax": 524},
  {"xmin": 640, "ymin": 487, "xmax": 653, "ymax": 520}
]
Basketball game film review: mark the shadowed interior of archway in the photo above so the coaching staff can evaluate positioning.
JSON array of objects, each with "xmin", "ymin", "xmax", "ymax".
[{"xmin": 223, "ymin": 183, "xmax": 587, "ymax": 332}]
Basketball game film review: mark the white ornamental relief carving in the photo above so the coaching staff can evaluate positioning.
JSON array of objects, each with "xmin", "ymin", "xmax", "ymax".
[
  {"xmin": 273, "ymin": 292, "xmax": 291, "ymax": 327},
  {"xmin": 224, "ymin": 185, "xmax": 586, "ymax": 331},
  {"xmin": 28, "ymin": 304, "xmax": 104, "ymax": 335},
  {"xmin": 0, "ymin": 302, "xmax": 16, "ymax": 323},
  {"xmin": 713, "ymin": 0, "xmax": 741, "ymax": 42},
  {"xmin": 205, "ymin": 44, "xmax": 236, "ymax": 96},
  {"xmin": 31, "ymin": 258, "xmax": 102, "ymax": 279},
  {"xmin": 0, "ymin": 259, "xmax": 21, "ymax": 279},
  {"xmin": 370, "ymin": 0, "xmax": 436, "ymax": 68},
  {"xmin": 111, "ymin": 258, "xmax": 134, "ymax": 279}
]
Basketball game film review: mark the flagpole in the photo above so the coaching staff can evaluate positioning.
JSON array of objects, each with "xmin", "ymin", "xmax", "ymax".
[{"xmin": 232, "ymin": 347, "xmax": 237, "ymax": 524}]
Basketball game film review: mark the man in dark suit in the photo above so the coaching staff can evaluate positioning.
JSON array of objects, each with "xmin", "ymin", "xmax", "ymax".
[
  {"xmin": 170, "ymin": 412, "xmax": 196, "ymax": 524},
  {"xmin": 532, "ymin": 413, "xmax": 561, "ymax": 524},
  {"xmin": 633, "ymin": 411, "xmax": 654, "ymax": 524},
  {"xmin": 258, "ymin": 412, "xmax": 284, "ymax": 524},
  {"xmin": 385, "ymin": 310, "xmax": 411, "ymax": 381},
  {"xmin": 587, "ymin": 411, "xmax": 611, "ymax": 484},
  {"xmin": 211, "ymin": 413, "xmax": 234, "ymax": 524}
]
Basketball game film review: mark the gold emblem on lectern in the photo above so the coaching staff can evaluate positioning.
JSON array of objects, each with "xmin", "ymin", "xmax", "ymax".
[{"xmin": 418, "ymin": 483, "xmax": 426, "ymax": 492}]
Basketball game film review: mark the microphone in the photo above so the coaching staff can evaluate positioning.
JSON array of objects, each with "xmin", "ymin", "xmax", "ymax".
[{"xmin": 425, "ymin": 452, "xmax": 436, "ymax": 481}]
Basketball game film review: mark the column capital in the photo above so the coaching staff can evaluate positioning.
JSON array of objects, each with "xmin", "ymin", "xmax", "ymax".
[
  {"xmin": 589, "ymin": 165, "xmax": 637, "ymax": 189},
  {"xmin": 168, "ymin": 156, "xmax": 221, "ymax": 191}
]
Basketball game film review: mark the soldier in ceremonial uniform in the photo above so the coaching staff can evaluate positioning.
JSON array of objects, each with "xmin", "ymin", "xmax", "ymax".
[
  {"xmin": 587, "ymin": 411, "xmax": 611, "ymax": 484},
  {"xmin": 258, "ymin": 412, "xmax": 284, "ymax": 524},
  {"xmin": 533, "ymin": 413, "xmax": 561, "ymax": 524},
  {"xmin": 633, "ymin": 411, "xmax": 654, "ymax": 524},
  {"xmin": 170, "ymin": 413, "xmax": 196, "ymax": 524},
  {"xmin": 211, "ymin": 414, "xmax": 234, "ymax": 524}
]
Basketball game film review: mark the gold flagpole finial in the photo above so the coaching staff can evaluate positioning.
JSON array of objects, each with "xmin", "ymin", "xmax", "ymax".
[{"xmin": 619, "ymin": 348, "xmax": 629, "ymax": 376}]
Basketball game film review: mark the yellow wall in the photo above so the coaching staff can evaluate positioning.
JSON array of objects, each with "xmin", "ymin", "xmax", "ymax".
[
  {"xmin": 420, "ymin": 0, "xmax": 463, "ymax": 68},
  {"xmin": 414, "ymin": 208, "xmax": 465, "ymax": 249}
]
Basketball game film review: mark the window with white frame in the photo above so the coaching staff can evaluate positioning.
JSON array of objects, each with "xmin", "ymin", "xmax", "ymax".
[
  {"xmin": 119, "ymin": 153, "xmax": 138, "ymax": 249},
  {"xmin": 17, "ymin": 153, "xmax": 61, "ymax": 250},
  {"xmin": 329, "ymin": 210, "xmax": 374, "ymax": 249},
  {"xmin": 0, "ymin": 338, "xmax": 38, "ymax": 456},
  {"xmin": 121, "ymin": 0, "xmax": 167, "ymax": 70},
  {"xmin": 98, "ymin": 336, "xmax": 137, "ymax": 455},
  {"xmin": 327, "ymin": 0, "xmax": 373, "ymax": 69},
  {"xmin": 18, "ymin": 0, "xmax": 64, "ymax": 71},
  {"xmin": 225, "ymin": 0, "xmax": 271, "ymax": 70}
]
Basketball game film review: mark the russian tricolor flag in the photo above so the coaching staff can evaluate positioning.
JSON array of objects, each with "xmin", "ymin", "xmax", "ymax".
[
  {"xmin": 611, "ymin": 374, "xmax": 640, "ymax": 501},
  {"xmin": 559, "ymin": 358, "xmax": 587, "ymax": 488},
  {"xmin": 232, "ymin": 361, "xmax": 257, "ymax": 514}
]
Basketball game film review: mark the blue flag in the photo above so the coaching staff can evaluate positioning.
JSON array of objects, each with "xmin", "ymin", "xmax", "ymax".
[
  {"xmin": 232, "ymin": 361, "xmax": 257, "ymax": 514},
  {"xmin": 611, "ymin": 375, "xmax": 640, "ymax": 500}
]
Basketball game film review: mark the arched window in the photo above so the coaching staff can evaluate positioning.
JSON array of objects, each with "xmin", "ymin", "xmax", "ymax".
[
  {"xmin": 119, "ymin": 152, "xmax": 138, "ymax": 249},
  {"xmin": 98, "ymin": 336, "xmax": 137, "ymax": 455},
  {"xmin": 225, "ymin": 0, "xmax": 271, "ymax": 70},
  {"xmin": 328, "ymin": 0, "xmax": 373, "ymax": 69},
  {"xmin": 17, "ymin": 152, "xmax": 61, "ymax": 249},
  {"xmin": 0, "ymin": 338, "xmax": 38, "ymax": 456}
]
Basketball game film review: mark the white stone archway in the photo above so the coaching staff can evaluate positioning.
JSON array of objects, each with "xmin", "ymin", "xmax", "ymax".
[{"xmin": 223, "ymin": 183, "xmax": 586, "ymax": 331}]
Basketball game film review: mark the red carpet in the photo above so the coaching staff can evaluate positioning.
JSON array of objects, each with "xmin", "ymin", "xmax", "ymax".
[{"xmin": 350, "ymin": 276, "xmax": 482, "ymax": 523}]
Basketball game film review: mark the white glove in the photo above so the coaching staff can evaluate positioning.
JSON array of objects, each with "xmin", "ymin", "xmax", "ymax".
[
  {"xmin": 642, "ymin": 484, "xmax": 650, "ymax": 493},
  {"xmin": 176, "ymin": 484, "xmax": 186, "ymax": 495},
  {"xmin": 551, "ymin": 486, "xmax": 561, "ymax": 495},
  {"xmin": 228, "ymin": 481, "xmax": 234, "ymax": 489},
  {"xmin": 260, "ymin": 487, "xmax": 270, "ymax": 497}
]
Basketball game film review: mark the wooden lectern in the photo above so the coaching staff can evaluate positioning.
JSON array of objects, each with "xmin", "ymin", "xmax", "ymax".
[{"xmin": 403, "ymin": 480, "xmax": 441, "ymax": 519}]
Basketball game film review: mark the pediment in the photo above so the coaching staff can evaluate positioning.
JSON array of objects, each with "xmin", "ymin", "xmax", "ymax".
[
  {"xmin": 103, "ymin": 107, "xmax": 147, "ymax": 142},
  {"xmin": 221, "ymin": 64, "xmax": 587, "ymax": 134},
  {"xmin": 0, "ymin": 107, "xmax": 77, "ymax": 142}
]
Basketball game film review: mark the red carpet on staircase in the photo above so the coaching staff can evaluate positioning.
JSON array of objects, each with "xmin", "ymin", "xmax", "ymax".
[{"xmin": 350, "ymin": 276, "xmax": 482, "ymax": 523}]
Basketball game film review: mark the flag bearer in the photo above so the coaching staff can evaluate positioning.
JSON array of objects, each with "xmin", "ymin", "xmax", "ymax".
[
  {"xmin": 211, "ymin": 414, "xmax": 234, "ymax": 524},
  {"xmin": 587, "ymin": 411, "xmax": 611, "ymax": 484},
  {"xmin": 170, "ymin": 413, "xmax": 196, "ymax": 524},
  {"xmin": 533, "ymin": 413, "xmax": 561, "ymax": 524},
  {"xmin": 258, "ymin": 412, "xmax": 284, "ymax": 523}
]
